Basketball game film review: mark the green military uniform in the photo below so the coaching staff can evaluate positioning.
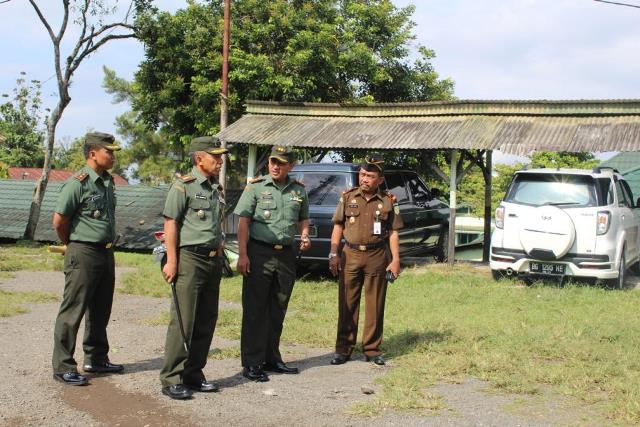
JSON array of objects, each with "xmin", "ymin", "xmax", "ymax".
[
  {"xmin": 332, "ymin": 185, "xmax": 403, "ymax": 358},
  {"xmin": 159, "ymin": 165, "xmax": 226, "ymax": 388},
  {"xmin": 234, "ymin": 172, "xmax": 309, "ymax": 368},
  {"xmin": 52, "ymin": 145, "xmax": 119, "ymax": 374}
]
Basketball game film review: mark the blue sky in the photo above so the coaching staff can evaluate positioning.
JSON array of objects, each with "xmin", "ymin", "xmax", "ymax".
[{"xmin": 2, "ymin": 0, "xmax": 640, "ymax": 161}]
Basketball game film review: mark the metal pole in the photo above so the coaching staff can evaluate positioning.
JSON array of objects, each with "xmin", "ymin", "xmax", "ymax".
[
  {"xmin": 219, "ymin": 0, "xmax": 231, "ymax": 191},
  {"xmin": 448, "ymin": 150, "xmax": 458, "ymax": 266},
  {"xmin": 483, "ymin": 150, "xmax": 493, "ymax": 263}
]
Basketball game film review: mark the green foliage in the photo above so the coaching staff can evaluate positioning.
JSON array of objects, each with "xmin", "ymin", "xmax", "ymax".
[
  {"xmin": 131, "ymin": 0, "xmax": 454, "ymax": 155},
  {"xmin": 0, "ymin": 160, "xmax": 8, "ymax": 178},
  {"xmin": 530, "ymin": 151, "xmax": 599, "ymax": 169},
  {"xmin": 0, "ymin": 73, "xmax": 46, "ymax": 167}
]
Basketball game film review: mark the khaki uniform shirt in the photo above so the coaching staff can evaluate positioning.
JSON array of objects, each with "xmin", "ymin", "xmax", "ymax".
[
  {"xmin": 163, "ymin": 167, "xmax": 224, "ymax": 248},
  {"xmin": 55, "ymin": 166, "xmax": 116, "ymax": 243},
  {"xmin": 234, "ymin": 175, "xmax": 309, "ymax": 245},
  {"xmin": 332, "ymin": 187, "xmax": 403, "ymax": 245}
]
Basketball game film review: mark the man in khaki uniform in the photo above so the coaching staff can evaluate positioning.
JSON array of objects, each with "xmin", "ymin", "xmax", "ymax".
[
  {"xmin": 328, "ymin": 155, "xmax": 403, "ymax": 366},
  {"xmin": 52, "ymin": 132, "xmax": 123, "ymax": 386},
  {"xmin": 159, "ymin": 136, "xmax": 228, "ymax": 400},
  {"xmin": 234, "ymin": 146, "xmax": 311, "ymax": 382}
]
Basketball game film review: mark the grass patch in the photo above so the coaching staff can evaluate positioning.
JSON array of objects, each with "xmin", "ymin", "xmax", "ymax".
[
  {"xmin": 0, "ymin": 289, "xmax": 57, "ymax": 317},
  {"xmin": 0, "ymin": 241, "xmax": 64, "ymax": 275},
  {"xmin": 208, "ymin": 346, "xmax": 241, "ymax": 360}
]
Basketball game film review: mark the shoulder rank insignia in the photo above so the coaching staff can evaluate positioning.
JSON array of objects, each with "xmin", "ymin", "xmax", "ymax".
[
  {"xmin": 385, "ymin": 190, "xmax": 397, "ymax": 203},
  {"xmin": 342, "ymin": 187, "xmax": 358, "ymax": 195},
  {"xmin": 179, "ymin": 175, "xmax": 196, "ymax": 183},
  {"xmin": 293, "ymin": 179, "xmax": 305, "ymax": 187},
  {"xmin": 74, "ymin": 172, "xmax": 88, "ymax": 182},
  {"xmin": 249, "ymin": 176, "xmax": 265, "ymax": 184}
]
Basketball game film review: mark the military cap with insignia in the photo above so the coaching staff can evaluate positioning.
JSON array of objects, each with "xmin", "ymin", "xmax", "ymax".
[
  {"xmin": 85, "ymin": 132, "xmax": 121, "ymax": 151},
  {"xmin": 189, "ymin": 136, "xmax": 229, "ymax": 155},
  {"xmin": 269, "ymin": 145, "xmax": 296, "ymax": 164},
  {"xmin": 360, "ymin": 153, "xmax": 384, "ymax": 173}
]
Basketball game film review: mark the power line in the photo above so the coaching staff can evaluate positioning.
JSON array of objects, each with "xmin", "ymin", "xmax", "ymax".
[{"xmin": 594, "ymin": 0, "xmax": 640, "ymax": 9}]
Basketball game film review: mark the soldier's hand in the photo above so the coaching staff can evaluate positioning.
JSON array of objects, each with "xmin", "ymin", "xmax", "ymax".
[
  {"xmin": 386, "ymin": 259, "xmax": 401, "ymax": 279},
  {"xmin": 163, "ymin": 261, "xmax": 178, "ymax": 284},
  {"xmin": 237, "ymin": 254, "xmax": 250, "ymax": 276},
  {"xmin": 300, "ymin": 236, "xmax": 311, "ymax": 252},
  {"xmin": 329, "ymin": 256, "xmax": 340, "ymax": 277}
]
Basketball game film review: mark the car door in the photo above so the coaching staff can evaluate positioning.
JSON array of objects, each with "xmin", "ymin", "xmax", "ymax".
[
  {"xmin": 405, "ymin": 172, "xmax": 447, "ymax": 249},
  {"xmin": 617, "ymin": 178, "xmax": 639, "ymax": 262},
  {"xmin": 381, "ymin": 172, "xmax": 415, "ymax": 250}
]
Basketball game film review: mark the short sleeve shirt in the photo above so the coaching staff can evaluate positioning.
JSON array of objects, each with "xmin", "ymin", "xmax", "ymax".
[
  {"xmin": 234, "ymin": 175, "xmax": 309, "ymax": 245},
  {"xmin": 332, "ymin": 187, "xmax": 403, "ymax": 245},
  {"xmin": 55, "ymin": 166, "xmax": 117, "ymax": 243},
  {"xmin": 163, "ymin": 167, "xmax": 225, "ymax": 248}
]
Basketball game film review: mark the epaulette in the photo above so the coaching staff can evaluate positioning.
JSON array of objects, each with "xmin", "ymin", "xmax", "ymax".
[
  {"xmin": 341, "ymin": 186, "xmax": 358, "ymax": 195},
  {"xmin": 384, "ymin": 190, "xmax": 397, "ymax": 203},
  {"xmin": 74, "ymin": 172, "xmax": 88, "ymax": 182},
  {"xmin": 293, "ymin": 179, "xmax": 305, "ymax": 187},
  {"xmin": 179, "ymin": 174, "xmax": 196, "ymax": 183},
  {"xmin": 249, "ymin": 176, "xmax": 265, "ymax": 184}
]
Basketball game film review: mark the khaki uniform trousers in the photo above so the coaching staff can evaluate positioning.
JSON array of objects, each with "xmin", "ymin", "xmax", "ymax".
[
  {"xmin": 160, "ymin": 249, "xmax": 221, "ymax": 387},
  {"xmin": 241, "ymin": 242, "xmax": 296, "ymax": 367},
  {"xmin": 52, "ymin": 242, "xmax": 115, "ymax": 373},
  {"xmin": 335, "ymin": 246, "xmax": 389, "ymax": 357}
]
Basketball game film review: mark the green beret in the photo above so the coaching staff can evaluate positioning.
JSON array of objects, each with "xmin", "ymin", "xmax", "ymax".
[
  {"xmin": 360, "ymin": 153, "xmax": 384, "ymax": 173},
  {"xmin": 189, "ymin": 136, "xmax": 229, "ymax": 155},
  {"xmin": 85, "ymin": 132, "xmax": 120, "ymax": 151},
  {"xmin": 269, "ymin": 145, "xmax": 295, "ymax": 164}
]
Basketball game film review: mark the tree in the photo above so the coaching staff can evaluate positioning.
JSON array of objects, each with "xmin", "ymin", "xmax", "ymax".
[
  {"xmin": 131, "ymin": 0, "xmax": 454, "ymax": 155},
  {"xmin": 0, "ymin": 73, "xmax": 46, "ymax": 168},
  {"xmin": 529, "ymin": 151, "xmax": 599, "ymax": 169},
  {"xmin": 7, "ymin": 0, "xmax": 142, "ymax": 239}
]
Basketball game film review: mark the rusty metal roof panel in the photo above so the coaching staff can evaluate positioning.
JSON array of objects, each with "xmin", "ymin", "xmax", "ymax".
[{"xmin": 218, "ymin": 113, "xmax": 640, "ymax": 154}]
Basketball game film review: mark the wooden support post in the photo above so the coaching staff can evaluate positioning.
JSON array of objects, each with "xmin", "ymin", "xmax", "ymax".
[
  {"xmin": 483, "ymin": 150, "xmax": 493, "ymax": 262},
  {"xmin": 247, "ymin": 145, "xmax": 257, "ymax": 183},
  {"xmin": 448, "ymin": 150, "xmax": 458, "ymax": 266}
]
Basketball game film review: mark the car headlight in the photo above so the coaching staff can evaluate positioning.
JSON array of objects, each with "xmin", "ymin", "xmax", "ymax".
[{"xmin": 495, "ymin": 206, "xmax": 505, "ymax": 229}]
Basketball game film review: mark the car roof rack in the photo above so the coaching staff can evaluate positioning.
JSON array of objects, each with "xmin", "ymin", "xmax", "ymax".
[{"xmin": 592, "ymin": 166, "xmax": 620, "ymax": 174}]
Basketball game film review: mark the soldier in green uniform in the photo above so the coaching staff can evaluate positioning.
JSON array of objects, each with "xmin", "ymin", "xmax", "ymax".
[
  {"xmin": 52, "ymin": 132, "xmax": 123, "ymax": 386},
  {"xmin": 159, "ymin": 136, "xmax": 228, "ymax": 400},
  {"xmin": 234, "ymin": 146, "xmax": 311, "ymax": 382},
  {"xmin": 328, "ymin": 155, "xmax": 403, "ymax": 366}
]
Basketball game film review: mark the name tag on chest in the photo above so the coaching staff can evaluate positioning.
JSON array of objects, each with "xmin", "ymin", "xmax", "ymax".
[{"xmin": 373, "ymin": 221, "xmax": 382, "ymax": 235}]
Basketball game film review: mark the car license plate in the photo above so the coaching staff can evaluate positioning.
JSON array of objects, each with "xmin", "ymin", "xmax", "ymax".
[{"xmin": 530, "ymin": 261, "xmax": 565, "ymax": 275}]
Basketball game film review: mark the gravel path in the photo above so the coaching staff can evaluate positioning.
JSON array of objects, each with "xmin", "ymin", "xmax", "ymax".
[{"xmin": 0, "ymin": 270, "xmax": 603, "ymax": 426}]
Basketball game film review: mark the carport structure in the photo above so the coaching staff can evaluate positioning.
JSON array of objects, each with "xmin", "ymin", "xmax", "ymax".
[{"xmin": 217, "ymin": 99, "xmax": 640, "ymax": 263}]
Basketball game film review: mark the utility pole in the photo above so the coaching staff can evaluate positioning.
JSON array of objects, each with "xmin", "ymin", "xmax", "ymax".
[{"xmin": 219, "ymin": 0, "xmax": 231, "ymax": 192}]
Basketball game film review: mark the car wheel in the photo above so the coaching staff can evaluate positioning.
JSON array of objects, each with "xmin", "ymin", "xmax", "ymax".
[
  {"xmin": 605, "ymin": 249, "xmax": 625, "ymax": 290},
  {"xmin": 435, "ymin": 228, "xmax": 449, "ymax": 263},
  {"xmin": 491, "ymin": 269, "xmax": 503, "ymax": 281}
]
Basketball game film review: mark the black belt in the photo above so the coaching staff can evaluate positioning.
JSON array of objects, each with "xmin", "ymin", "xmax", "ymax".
[
  {"xmin": 71, "ymin": 241, "xmax": 114, "ymax": 249},
  {"xmin": 182, "ymin": 245, "xmax": 220, "ymax": 257},
  {"xmin": 345, "ymin": 240, "xmax": 387, "ymax": 252},
  {"xmin": 250, "ymin": 238, "xmax": 291, "ymax": 250}
]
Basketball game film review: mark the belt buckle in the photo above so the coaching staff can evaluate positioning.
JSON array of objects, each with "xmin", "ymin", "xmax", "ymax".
[
  {"xmin": 274, "ymin": 244, "xmax": 283, "ymax": 250},
  {"xmin": 105, "ymin": 242, "xmax": 113, "ymax": 249},
  {"xmin": 208, "ymin": 250, "xmax": 217, "ymax": 257},
  {"xmin": 358, "ymin": 245, "xmax": 367, "ymax": 251}
]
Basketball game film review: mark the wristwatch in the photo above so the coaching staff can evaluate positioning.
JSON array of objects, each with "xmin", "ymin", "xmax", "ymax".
[{"xmin": 328, "ymin": 252, "xmax": 338, "ymax": 260}]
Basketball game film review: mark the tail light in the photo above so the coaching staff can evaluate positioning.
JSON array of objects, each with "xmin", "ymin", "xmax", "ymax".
[
  {"xmin": 495, "ymin": 206, "xmax": 505, "ymax": 229},
  {"xmin": 596, "ymin": 211, "xmax": 610, "ymax": 235}
]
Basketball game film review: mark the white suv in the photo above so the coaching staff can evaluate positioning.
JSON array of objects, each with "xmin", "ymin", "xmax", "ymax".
[{"xmin": 490, "ymin": 168, "xmax": 640, "ymax": 288}]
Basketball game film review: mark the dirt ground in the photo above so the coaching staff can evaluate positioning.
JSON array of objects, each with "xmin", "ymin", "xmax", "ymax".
[{"xmin": 0, "ymin": 269, "xmax": 607, "ymax": 426}]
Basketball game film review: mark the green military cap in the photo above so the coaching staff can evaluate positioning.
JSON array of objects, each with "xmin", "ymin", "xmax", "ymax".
[
  {"xmin": 360, "ymin": 153, "xmax": 385, "ymax": 173},
  {"xmin": 189, "ymin": 136, "xmax": 229, "ymax": 155},
  {"xmin": 85, "ymin": 132, "xmax": 120, "ymax": 151},
  {"xmin": 269, "ymin": 145, "xmax": 295, "ymax": 164}
]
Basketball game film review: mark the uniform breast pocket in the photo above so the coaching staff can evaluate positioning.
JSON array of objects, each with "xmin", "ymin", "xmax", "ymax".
[
  {"xmin": 256, "ymin": 200, "xmax": 277, "ymax": 222},
  {"xmin": 189, "ymin": 199, "xmax": 211, "ymax": 220},
  {"xmin": 83, "ymin": 198, "xmax": 106, "ymax": 219},
  {"xmin": 286, "ymin": 199, "xmax": 301, "ymax": 218},
  {"xmin": 345, "ymin": 208, "xmax": 360, "ymax": 226}
]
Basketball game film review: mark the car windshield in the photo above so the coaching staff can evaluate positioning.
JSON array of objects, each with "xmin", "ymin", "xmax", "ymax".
[
  {"xmin": 289, "ymin": 172, "xmax": 350, "ymax": 205},
  {"xmin": 505, "ymin": 173, "xmax": 600, "ymax": 207}
]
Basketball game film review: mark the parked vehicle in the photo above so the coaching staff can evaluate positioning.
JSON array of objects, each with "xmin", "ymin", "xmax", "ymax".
[
  {"xmin": 490, "ymin": 167, "xmax": 640, "ymax": 288},
  {"xmin": 289, "ymin": 163, "xmax": 450, "ymax": 264}
]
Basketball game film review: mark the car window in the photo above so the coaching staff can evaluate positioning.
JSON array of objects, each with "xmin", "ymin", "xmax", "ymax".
[
  {"xmin": 505, "ymin": 174, "xmax": 598, "ymax": 207},
  {"xmin": 382, "ymin": 173, "xmax": 409, "ymax": 204},
  {"xmin": 289, "ymin": 172, "xmax": 349, "ymax": 206},
  {"xmin": 406, "ymin": 174, "xmax": 431, "ymax": 202},
  {"xmin": 596, "ymin": 178, "xmax": 614, "ymax": 205},
  {"xmin": 621, "ymin": 179, "xmax": 635, "ymax": 207},
  {"xmin": 615, "ymin": 178, "xmax": 632, "ymax": 207}
]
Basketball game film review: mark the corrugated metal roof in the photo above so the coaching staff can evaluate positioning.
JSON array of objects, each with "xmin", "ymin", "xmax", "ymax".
[{"xmin": 217, "ymin": 100, "xmax": 640, "ymax": 155}]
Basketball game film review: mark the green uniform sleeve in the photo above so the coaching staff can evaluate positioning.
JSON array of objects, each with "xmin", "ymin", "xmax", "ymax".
[
  {"xmin": 233, "ymin": 185, "xmax": 257, "ymax": 218},
  {"xmin": 55, "ymin": 179, "xmax": 83, "ymax": 217},
  {"xmin": 163, "ymin": 182, "xmax": 187, "ymax": 221},
  {"xmin": 299, "ymin": 187, "xmax": 310, "ymax": 220}
]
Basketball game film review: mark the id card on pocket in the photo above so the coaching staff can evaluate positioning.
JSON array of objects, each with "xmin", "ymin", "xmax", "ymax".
[{"xmin": 373, "ymin": 221, "xmax": 381, "ymax": 235}]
